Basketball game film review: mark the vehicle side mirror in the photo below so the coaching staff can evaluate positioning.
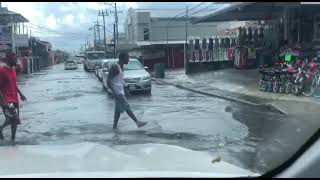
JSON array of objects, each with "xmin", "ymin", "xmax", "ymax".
[{"xmin": 144, "ymin": 66, "xmax": 148, "ymax": 70}]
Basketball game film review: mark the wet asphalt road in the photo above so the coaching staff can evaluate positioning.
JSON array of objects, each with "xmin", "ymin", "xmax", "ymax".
[{"xmin": 1, "ymin": 63, "xmax": 319, "ymax": 174}]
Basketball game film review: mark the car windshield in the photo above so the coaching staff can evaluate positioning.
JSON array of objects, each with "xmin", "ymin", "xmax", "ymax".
[
  {"xmin": 103, "ymin": 62, "xmax": 109, "ymax": 68},
  {"xmin": 2, "ymin": 1, "xmax": 320, "ymax": 178},
  {"xmin": 87, "ymin": 53, "xmax": 105, "ymax": 60},
  {"xmin": 124, "ymin": 61, "xmax": 143, "ymax": 70}
]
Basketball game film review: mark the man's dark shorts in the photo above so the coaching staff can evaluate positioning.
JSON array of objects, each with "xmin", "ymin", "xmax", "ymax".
[
  {"xmin": 2, "ymin": 102, "xmax": 21, "ymax": 124},
  {"xmin": 114, "ymin": 94, "xmax": 131, "ymax": 113}
]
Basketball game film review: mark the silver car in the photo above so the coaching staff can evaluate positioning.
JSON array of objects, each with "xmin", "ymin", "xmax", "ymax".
[
  {"xmin": 102, "ymin": 59, "xmax": 151, "ymax": 94},
  {"xmin": 95, "ymin": 59, "xmax": 113, "ymax": 81},
  {"xmin": 64, "ymin": 59, "xmax": 78, "ymax": 70}
]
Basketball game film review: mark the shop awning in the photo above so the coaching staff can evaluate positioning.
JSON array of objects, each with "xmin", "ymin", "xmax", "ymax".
[
  {"xmin": 0, "ymin": 7, "xmax": 29, "ymax": 24},
  {"xmin": 135, "ymin": 40, "xmax": 186, "ymax": 46},
  {"xmin": 192, "ymin": 2, "xmax": 300, "ymax": 24}
]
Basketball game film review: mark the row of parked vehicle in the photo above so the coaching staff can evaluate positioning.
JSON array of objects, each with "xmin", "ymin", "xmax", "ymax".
[{"xmin": 83, "ymin": 51, "xmax": 152, "ymax": 95}]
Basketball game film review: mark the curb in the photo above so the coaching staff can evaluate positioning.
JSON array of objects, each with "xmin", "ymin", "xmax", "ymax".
[{"xmin": 152, "ymin": 78, "xmax": 287, "ymax": 115}]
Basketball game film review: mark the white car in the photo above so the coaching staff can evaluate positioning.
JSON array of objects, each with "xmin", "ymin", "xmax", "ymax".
[
  {"xmin": 64, "ymin": 59, "xmax": 78, "ymax": 70},
  {"xmin": 95, "ymin": 59, "xmax": 112, "ymax": 81},
  {"xmin": 102, "ymin": 59, "xmax": 152, "ymax": 94}
]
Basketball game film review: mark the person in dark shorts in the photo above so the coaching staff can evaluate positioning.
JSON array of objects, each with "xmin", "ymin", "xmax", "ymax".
[
  {"xmin": 107, "ymin": 52, "xmax": 147, "ymax": 131},
  {"xmin": 0, "ymin": 52, "xmax": 27, "ymax": 145}
]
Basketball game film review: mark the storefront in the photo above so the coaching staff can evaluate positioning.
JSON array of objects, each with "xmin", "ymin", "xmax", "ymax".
[
  {"xmin": 192, "ymin": 2, "xmax": 320, "ymax": 66},
  {"xmin": 190, "ymin": 2, "xmax": 320, "ymax": 96}
]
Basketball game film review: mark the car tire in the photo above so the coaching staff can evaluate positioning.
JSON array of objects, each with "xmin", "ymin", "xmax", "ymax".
[{"xmin": 145, "ymin": 89, "xmax": 151, "ymax": 94}]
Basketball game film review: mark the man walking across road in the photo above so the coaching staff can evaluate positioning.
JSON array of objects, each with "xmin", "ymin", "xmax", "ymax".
[
  {"xmin": 107, "ymin": 52, "xmax": 147, "ymax": 130},
  {"xmin": 0, "ymin": 52, "xmax": 27, "ymax": 145}
]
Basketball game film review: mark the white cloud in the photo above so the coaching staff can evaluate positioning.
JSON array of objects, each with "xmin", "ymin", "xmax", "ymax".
[
  {"xmin": 78, "ymin": 13, "xmax": 87, "ymax": 24},
  {"xmin": 119, "ymin": 2, "xmax": 139, "ymax": 9},
  {"xmin": 76, "ymin": 2, "xmax": 104, "ymax": 10},
  {"xmin": 59, "ymin": 2, "xmax": 76, "ymax": 12},
  {"xmin": 5, "ymin": 2, "xmax": 44, "ymax": 24},
  {"xmin": 46, "ymin": 14, "xmax": 58, "ymax": 30},
  {"xmin": 63, "ymin": 14, "xmax": 75, "ymax": 26}
]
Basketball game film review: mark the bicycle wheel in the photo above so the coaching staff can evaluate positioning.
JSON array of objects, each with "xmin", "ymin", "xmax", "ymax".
[
  {"xmin": 313, "ymin": 77, "xmax": 320, "ymax": 98},
  {"xmin": 302, "ymin": 73, "xmax": 318, "ymax": 97}
]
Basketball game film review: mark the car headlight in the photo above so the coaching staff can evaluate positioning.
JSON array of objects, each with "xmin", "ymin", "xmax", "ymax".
[{"xmin": 142, "ymin": 76, "xmax": 150, "ymax": 80}]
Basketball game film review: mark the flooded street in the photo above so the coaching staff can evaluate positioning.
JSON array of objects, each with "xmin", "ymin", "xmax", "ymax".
[{"xmin": 1, "ymin": 63, "xmax": 318, "ymax": 174}]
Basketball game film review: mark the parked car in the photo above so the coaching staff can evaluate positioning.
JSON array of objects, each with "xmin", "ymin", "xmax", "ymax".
[
  {"xmin": 83, "ymin": 51, "xmax": 105, "ymax": 72},
  {"xmin": 102, "ymin": 58, "xmax": 151, "ymax": 94},
  {"xmin": 65, "ymin": 59, "xmax": 78, "ymax": 70},
  {"xmin": 95, "ymin": 59, "xmax": 112, "ymax": 81},
  {"xmin": 76, "ymin": 54, "xmax": 85, "ymax": 64}
]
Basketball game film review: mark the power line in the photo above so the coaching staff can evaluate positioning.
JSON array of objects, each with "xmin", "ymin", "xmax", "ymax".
[
  {"xmin": 27, "ymin": 24, "xmax": 92, "ymax": 37},
  {"xmin": 190, "ymin": 3, "xmax": 224, "ymax": 16},
  {"xmin": 166, "ymin": 2, "xmax": 206, "ymax": 22},
  {"xmin": 28, "ymin": 22, "xmax": 90, "ymax": 36},
  {"xmin": 166, "ymin": 2, "xmax": 207, "ymax": 26}
]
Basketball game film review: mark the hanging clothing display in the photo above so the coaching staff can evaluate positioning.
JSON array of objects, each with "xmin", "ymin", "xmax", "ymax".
[
  {"xmin": 242, "ymin": 27, "xmax": 248, "ymax": 46},
  {"xmin": 201, "ymin": 38, "xmax": 208, "ymax": 61},
  {"xmin": 227, "ymin": 48, "xmax": 233, "ymax": 61},
  {"xmin": 189, "ymin": 39, "xmax": 195, "ymax": 62},
  {"xmin": 231, "ymin": 38, "xmax": 236, "ymax": 47},
  {"xmin": 253, "ymin": 29, "xmax": 259, "ymax": 47},
  {"xmin": 194, "ymin": 39, "xmax": 200, "ymax": 61},
  {"xmin": 208, "ymin": 38, "xmax": 214, "ymax": 61},
  {"xmin": 247, "ymin": 27, "xmax": 253, "ymax": 45},
  {"xmin": 219, "ymin": 38, "xmax": 225, "ymax": 61},
  {"xmin": 225, "ymin": 37, "xmax": 231, "ymax": 49},
  {"xmin": 234, "ymin": 47, "xmax": 244, "ymax": 68},
  {"xmin": 214, "ymin": 38, "xmax": 219, "ymax": 61}
]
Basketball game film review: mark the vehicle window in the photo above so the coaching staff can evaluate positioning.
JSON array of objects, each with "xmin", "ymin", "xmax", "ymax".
[
  {"xmin": 87, "ymin": 53, "xmax": 105, "ymax": 60},
  {"xmin": 5, "ymin": 2, "xmax": 320, "ymax": 179},
  {"xmin": 124, "ymin": 61, "xmax": 143, "ymax": 70},
  {"xmin": 103, "ymin": 62, "xmax": 109, "ymax": 69}
]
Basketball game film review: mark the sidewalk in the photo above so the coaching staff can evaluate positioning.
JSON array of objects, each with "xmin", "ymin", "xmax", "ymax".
[{"xmin": 151, "ymin": 68, "xmax": 320, "ymax": 114}]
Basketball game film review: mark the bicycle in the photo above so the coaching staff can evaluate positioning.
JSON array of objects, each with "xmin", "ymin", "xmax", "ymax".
[{"xmin": 311, "ymin": 63, "xmax": 320, "ymax": 97}]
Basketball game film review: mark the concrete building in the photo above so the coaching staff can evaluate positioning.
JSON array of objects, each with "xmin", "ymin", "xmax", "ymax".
[{"xmin": 122, "ymin": 8, "xmax": 245, "ymax": 69}]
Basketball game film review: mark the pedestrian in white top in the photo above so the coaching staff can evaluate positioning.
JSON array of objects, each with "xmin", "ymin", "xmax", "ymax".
[{"xmin": 107, "ymin": 52, "xmax": 148, "ymax": 131}]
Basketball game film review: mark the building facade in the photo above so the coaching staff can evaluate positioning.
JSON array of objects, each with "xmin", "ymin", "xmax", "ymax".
[{"xmin": 122, "ymin": 8, "xmax": 245, "ymax": 69}]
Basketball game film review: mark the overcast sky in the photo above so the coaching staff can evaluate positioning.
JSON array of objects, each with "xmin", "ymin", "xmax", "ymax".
[{"xmin": 3, "ymin": 2, "xmax": 227, "ymax": 53}]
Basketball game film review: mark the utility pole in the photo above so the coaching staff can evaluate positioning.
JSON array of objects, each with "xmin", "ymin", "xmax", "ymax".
[
  {"xmin": 11, "ymin": 15, "xmax": 16, "ymax": 53},
  {"xmin": 106, "ymin": 3, "xmax": 122, "ymax": 44},
  {"xmin": 96, "ymin": 20, "xmax": 101, "ymax": 49},
  {"xmin": 185, "ymin": 5, "xmax": 188, "ymax": 45},
  {"xmin": 167, "ymin": 26, "xmax": 169, "ymax": 68},
  {"xmin": 98, "ymin": 10, "xmax": 108, "ymax": 54},
  {"xmin": 113, "ymin": 23, "xmax": 116, "ymax": 58},
  {"xmin": 95, "ymin": 20, "xmax": 103, "ymax": 51},
  {"xmin": 184, "ymin": 5, "xmax": 189, "ymax": 74},
  {"xmin": 115, "ymin": 3, "xmax": 118, "ymax": 44},
  {"xmin": 89, "ymin": 26, "xmax": 96, "ymax": 50},
  {"xmin": 93, "ymin": 25, "xmax": 96, "ymax": 50}
]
